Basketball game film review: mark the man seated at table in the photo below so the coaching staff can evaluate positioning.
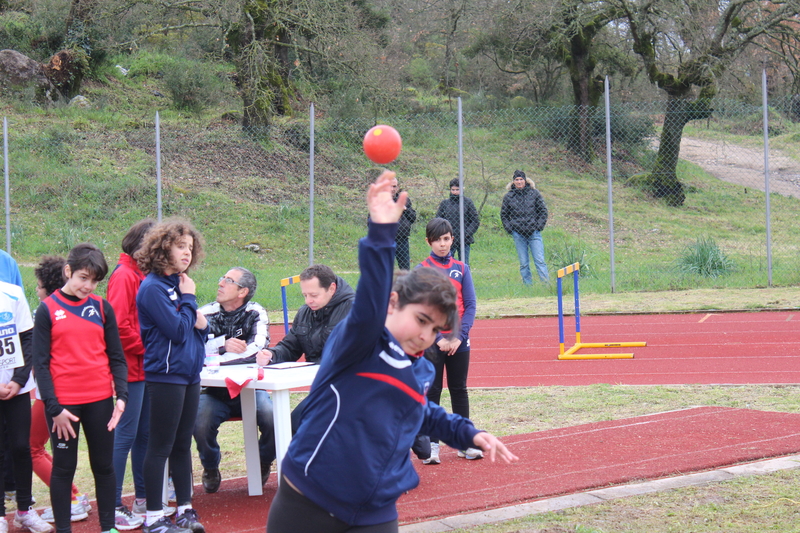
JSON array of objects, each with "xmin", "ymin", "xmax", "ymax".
[
  {"xmin": 193, "ymin": 267, "xmax": 272, "ymax": 494},
  {"xmin": 256, "ymin": 264, "xmax": 355, "ymax": 429}
]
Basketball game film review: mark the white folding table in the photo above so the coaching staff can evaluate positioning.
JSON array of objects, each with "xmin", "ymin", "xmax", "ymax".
[{"xmin": 199, "ymin": 363, "xmax": 319, "ymax": 495}]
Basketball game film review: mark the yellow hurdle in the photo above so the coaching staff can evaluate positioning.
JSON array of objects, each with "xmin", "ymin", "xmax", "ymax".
[{"xmin": 557, "ymin": 262, "xmax": 645, "ymax": 360}]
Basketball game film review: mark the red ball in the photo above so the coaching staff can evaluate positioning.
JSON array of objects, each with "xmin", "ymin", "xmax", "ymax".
[{"xmin": 363, "ymin": 125, "xmax": 402, "ymax": 164}]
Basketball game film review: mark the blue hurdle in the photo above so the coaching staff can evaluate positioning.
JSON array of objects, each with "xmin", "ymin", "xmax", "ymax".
[
  {"xmin": 557, "ymin": 262, "xmax": 645, "ymax": 360},
  {"xmin": 280, "ymin": 274, "xmax": 301, "ymax": 334}
]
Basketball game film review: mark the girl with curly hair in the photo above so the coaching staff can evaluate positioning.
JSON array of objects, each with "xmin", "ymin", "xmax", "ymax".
[{"xmin": 134, "ymin": 219, "xmax": 208, "ymax": 533}]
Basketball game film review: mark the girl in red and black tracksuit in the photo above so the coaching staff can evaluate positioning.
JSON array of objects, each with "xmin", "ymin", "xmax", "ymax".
[
  {"xmin": 417, "ymin": 217, "xmax": 479, "ymax": 463},
  {"xmin": 266, "ymin": 172, "xmax": 518, "ymax": 533},
  {"xmin": 134, "ymin": 219, "xmax": 208, "ymax": 533},
  {"xmin": 33, "ymin": 244, "xmax": 129, "ymax": 533},
  {"xmin": 107, "ymin": 218, "xmax": 156, "ymax": 523}
]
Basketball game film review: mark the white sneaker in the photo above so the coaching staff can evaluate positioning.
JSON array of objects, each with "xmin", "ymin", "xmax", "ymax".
[
  {"xmin": 422, "ymin": 442, "xmax": 441, "ymax": 465},
  {"xmin": 0, "ymin": 517, "xmax": 7, "ymax": 533},
  {"xmin": 115, "ymin": 505, "xmax": 144, "ymax": 530},
  {"xmin": 40, "ymin": 500, "xmax": 88, "ymax": 523},
  {"xmin": 131, "ymin": 499, "xmax": 176, "ymax": 519},
  {"xmin": 13, "ymin": 510, "xmax": 53, "ymax": 533},
  {"xmin": 76, "ymin": 493, "xmax": 91, "ymax": 513},
  {"xmin": 457, "ymin": 447, "xmax": 484, "ymax": 460}
]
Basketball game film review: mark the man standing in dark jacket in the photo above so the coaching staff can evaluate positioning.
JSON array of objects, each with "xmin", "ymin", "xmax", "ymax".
[
  {"xmin": 391, "ymin": 176, "xmax": 416, "ymax": 270},
  {"xmin": 500, "ymin": 170, "xmax": 549, "ymax": 284},
  {"xmin": 436, "ymin": 178, "xmax": 480, "ymax": 266},
  {"xmin": 256, "ymin": 265, "xmax": 355, "ymax": 430}
]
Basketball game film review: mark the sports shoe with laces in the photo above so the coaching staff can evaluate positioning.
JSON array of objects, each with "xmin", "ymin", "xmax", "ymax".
[
  {"xmin": 422, "ymin": 442, "xmax": 441, "ymax": 465},
  {"xmin": 175, "ymin": 509, "xmax": 204, "ymax": 533},
  {"xmin": 131, "ymin": 500, "xmax": 175, "ymax": 518},
  {"xmin": 457, "ymin": 447, "xmax": 484, "ymax": 460},
  {"xmin": 40, "ymin": 499, "xmax": 89, "ymax": 523},
  {"xmin": 142, "ymin": 516, "xmax": 190, "ymax": 533},
  {"xmin": 0, "ymin": 517, "xmax": 8, "ymax": 533},
  {"xmin": 114, "ymin": 506, "xmax": 144, "ymax": 530},
  {"xmin": 13, "ymin": 510, "xmax": 53, "ymax": 533},
  {"xmin": 76, "ymin": 493, "xmax": 91, "ymax": 513}
]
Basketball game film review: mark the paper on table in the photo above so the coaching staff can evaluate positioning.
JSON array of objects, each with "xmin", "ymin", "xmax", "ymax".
[{"xmin": 265, "ymin": 362, "xmax": 315, "ymax": 369}]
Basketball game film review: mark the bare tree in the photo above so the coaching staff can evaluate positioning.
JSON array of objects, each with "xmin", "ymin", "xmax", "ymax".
[{"xmin": 614, "ymin": 0, "xmax": 800, "ymax": 206}]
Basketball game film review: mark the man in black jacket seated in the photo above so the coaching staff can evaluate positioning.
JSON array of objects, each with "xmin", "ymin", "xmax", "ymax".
[{"xmin": 256, "ymin": 264, "xmax": 355, "ymax": 430}]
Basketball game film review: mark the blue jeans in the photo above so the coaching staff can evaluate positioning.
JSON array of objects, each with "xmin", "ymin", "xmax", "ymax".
[
  {"xmin": 113, "ymin": 380, "xmax": 149, "ymax": 506},
  {"xmin": 453, "ymin": 242, "xmax": 471, "ymax": 266},
  {"xmin": 193, "ymin": 388, "xmax": 275, "ymax": 470},
  {"xmin": 512, "ymin": 231, "xmax": 549, "ymax": 284}
]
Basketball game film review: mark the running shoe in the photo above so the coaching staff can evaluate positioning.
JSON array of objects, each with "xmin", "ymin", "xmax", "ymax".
[
  {"xmin": 13, "ymin": 510, "xmax": 53, "ymax": 533},
  {"xmin": 132, "ymin": 500, "xmax": 176, "ymax": 518},
  {"xmin": 175, "ymin": 509, "xmax": 204, "ymax": 533},
  {"xmin": 142, "ymin": 517, "xmax": 189, "ymax": 533},
  {"xmin": 40, "ymin": 499, "xmax": 89, "ymax": 523},
  {"xmin": 422, "ymin": 442, "xmax": 441, "ymax": 465},
  {"xmin": 114, "ymin": 506, "xmax": 144, "ymax": 530},
  {"xmin": 0, "ymin": 517, "xmax": 7, "ymax": 533},
  {"xmin": 76, "ymin": 493, "xmax": 91, "ymax": 513},
  {"xmin": 457, "ymin": 447, "xmax": 484, "ymax": 460}
]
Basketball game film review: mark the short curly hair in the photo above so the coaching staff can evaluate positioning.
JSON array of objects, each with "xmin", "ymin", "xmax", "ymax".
[
  {"xmin": 134, "ymin": 218, "xmax": 205, "ymax": 275},
  {"xmin": 34, "ymin": 255, "xmax": 66, "ymax": 297}
]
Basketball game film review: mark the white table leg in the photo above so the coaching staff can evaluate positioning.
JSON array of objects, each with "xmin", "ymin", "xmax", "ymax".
[
  {"xmin": 271, "ymin": 389, "xmax": 292, "ymax": 485},
  {"xmin": 239, "ymin": 388, "xmax": 262, "ymax": 496}
]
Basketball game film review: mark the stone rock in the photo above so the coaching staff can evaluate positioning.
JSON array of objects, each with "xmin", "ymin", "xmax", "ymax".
[
  {"xmin": 69, "ymin": 95, "xmax": 90, "ymax": 107},
  {"xmin": 0, "ymin": 49, "xmax": 54, "ymax": 98}
]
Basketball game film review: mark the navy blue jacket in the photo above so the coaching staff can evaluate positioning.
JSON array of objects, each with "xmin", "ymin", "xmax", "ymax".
[
  {"xmin": 281, "ymin": 222, "xmax": 481, "ymax": 526},
  {"xmin": 137, "ymin": 272, "xmax": 208, "ymax": 385}
]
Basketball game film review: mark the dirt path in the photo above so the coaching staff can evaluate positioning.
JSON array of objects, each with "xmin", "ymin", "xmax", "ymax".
[{"xmin": 679, "ymin": 137, "xmax": 800, "ymax": 198}]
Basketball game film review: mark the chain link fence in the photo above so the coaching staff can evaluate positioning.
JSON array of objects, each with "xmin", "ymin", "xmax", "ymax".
[{"xmin": 3, "ymin": 91, "xmax": 799, "ymax": 296}]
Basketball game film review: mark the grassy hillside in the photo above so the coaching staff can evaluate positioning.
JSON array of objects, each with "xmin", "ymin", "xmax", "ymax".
[{"xmin": 3, "ymin": 75, "xmax": 800, "ymax": 317}]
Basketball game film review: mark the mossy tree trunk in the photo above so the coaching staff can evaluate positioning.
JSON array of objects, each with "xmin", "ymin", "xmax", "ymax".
[
  {"xmin": 227, "ymin": 0, "xmax": 295, "ymax": 132},
  {"xmin": 618, "ymin": 0, "xmax": 800, "ymax": 206},
  {"xmin": 558, "ymin": 3, "xmax": 618, "ymax": 163},
  {"xmin": 649, "ymin": 96, "xmax": 713, "ymax": 206}
]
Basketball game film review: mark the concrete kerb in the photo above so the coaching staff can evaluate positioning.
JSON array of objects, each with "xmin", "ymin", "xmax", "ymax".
[{"xmin": 399, "ymin": 454, "xmax": 800, "ymax": 532}]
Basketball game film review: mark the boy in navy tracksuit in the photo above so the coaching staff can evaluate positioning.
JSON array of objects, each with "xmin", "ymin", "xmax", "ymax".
[{"xmin": 267, "ymin": 172, "xmax": 518, "ymax": 533}]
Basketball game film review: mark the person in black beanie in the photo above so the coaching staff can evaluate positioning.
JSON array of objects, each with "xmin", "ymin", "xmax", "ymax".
[
  {"xmin": 435, "ymin": 178, "xmax": 480, "ymax": 266},
  {"xmin": 500, "ymin": 170, "xmax": 549, "ymax": 284}
]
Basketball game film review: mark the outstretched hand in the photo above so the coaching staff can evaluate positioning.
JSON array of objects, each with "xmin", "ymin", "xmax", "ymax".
[
  {"xmin": 472, "ymin": 431, "xmax": 519, "ymax": 464},
  {"xmin": 367, "ymin": 171, "xmax": 406, "ymax": 224}
]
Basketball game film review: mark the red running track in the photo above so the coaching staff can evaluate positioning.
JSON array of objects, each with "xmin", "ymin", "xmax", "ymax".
[
  {"xmin": 25, "ymin": 310, "xmax": 800, "ymax": 532},
  {"xmin": 468, "ymin": 311, "xmax": 800, "ymax": 386}
]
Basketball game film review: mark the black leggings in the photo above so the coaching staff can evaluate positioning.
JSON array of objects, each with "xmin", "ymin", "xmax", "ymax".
[
  {"xmin": 46, "ymin": 397, "xmax": 116, "ymax": 533},
  {"xmin": 266, "ymin": 476, "xmax": 398, "ymax": 533},
  {"xmin": 143, "ymin": 381, "xmax": 200, "ymax": 510},
  {"xmin": 0, "ymin": 392, "xmax": 32, "ymax": 515},
  {"xmin": 427, "ymin": 348, "xmax": 470, "ymax": 414}
]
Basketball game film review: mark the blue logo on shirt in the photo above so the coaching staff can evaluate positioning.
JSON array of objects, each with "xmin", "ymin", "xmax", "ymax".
[{"xmin": 0, "ymin": 312, "xmax": 12, "ymax": 324}]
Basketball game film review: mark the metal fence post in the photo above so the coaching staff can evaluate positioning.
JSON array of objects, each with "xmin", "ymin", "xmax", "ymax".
[
  {"xmin": 762, "ymin": 70, "xmax": 772, "ymax": 287},
  {"xmin": 605, "ymin": 77, "xmax": 615, "ymax": 293}
]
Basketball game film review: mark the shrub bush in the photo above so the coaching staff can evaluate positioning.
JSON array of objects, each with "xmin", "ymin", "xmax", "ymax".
[
  {"xmin": 677, "ymin": 236, "xmax": 736, "ymax": 278},
  {"xmin": 162, "ymin": 58, "xmax": 225, "ymax": 113}
]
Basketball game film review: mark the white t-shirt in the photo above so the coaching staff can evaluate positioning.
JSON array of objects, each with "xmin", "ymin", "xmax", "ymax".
[{"xmin": 0, "ymin": 280, "xmax": 35, "ymax": 394}]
